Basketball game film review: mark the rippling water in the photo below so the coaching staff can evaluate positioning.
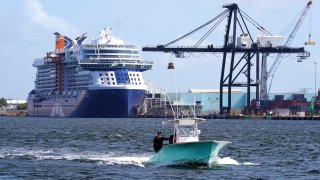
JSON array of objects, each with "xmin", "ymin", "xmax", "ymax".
[{"xmin": 0, "ymin": 117, "xmax": 319, "ymax": 179}]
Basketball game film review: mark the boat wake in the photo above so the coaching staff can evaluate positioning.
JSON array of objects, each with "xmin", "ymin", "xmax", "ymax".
[
  {"xmin": 96, "ymin": 155, "xmax": 149, "ymax": 167},
  {"xmin": 214, "ymin": 157, "xmax": 260, "ymax": 166},
  {"xmin": 0, "ymin": 148, "xmax": 258, "ymax": 168},
  {"xmin": 0, "ymin": 148, "xmax": 150, "ymax": 167},
  {"xmin": 151, "ymin": 156, "xmax": 259, "ymax": 168}
]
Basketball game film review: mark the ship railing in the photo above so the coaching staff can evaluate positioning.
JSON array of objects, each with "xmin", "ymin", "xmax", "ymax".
[
  {"xmin": 117, "ymin": 82, "xmax": 134, "ymax": 86},
  {"xmin": 54, "ymin": 49, "xmax": 66, "ymax": 54},
  {"xmin": 145, "ymin": 81, "xmax": 165, "ymax": 94},
  {"xmin": 83, "ymin": 44, "xmax": 136, "ymax": 49},
  {"xmin": 79, "ymin": 64, "xmax": 153, "ymax": 70},
  {"xmin": 33, "ymin": 58, "xmax": 45, "ymax": 67},
  {"xmin": 78, "ymin": 59, "xmax": 154, "ymax": 66}
]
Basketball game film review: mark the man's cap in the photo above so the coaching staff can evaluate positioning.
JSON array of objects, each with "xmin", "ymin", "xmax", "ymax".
[{"xmin": 157, "ymin": 131, "xmax": 161, "ymax": 134}]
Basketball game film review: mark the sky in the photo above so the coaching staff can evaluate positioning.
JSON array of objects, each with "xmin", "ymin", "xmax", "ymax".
[{"xmin": 0, "ymin": 0, "xmax": 319, "ymax": 99}]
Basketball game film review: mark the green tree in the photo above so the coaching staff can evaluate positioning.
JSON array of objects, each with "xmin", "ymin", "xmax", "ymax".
[
  {"xmin": 0, "ymin": 98, "xmax": 7, "ymax": 107},
  {"xmin": 16, "ymin": 103, "xmax": 27, "ymax": 110}
]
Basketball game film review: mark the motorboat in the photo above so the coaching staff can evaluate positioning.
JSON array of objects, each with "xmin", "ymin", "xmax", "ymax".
[{"xmin": 149, "ymin": 117, "xmax": 230, "ymax": 166}]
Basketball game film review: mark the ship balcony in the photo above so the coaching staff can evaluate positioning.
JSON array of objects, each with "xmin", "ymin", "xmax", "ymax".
[
  {"xmin": 82, "ymin": 44, "xmax": 136, "ymax": 49},
  {"xmin": 78, "ymin": 59, "xmax": 154, "ymax": 71}
]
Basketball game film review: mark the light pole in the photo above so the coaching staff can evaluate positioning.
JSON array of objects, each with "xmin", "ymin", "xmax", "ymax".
[
  {"xmin": 314, "ymin": 61, "xmax": 317, "ymax": 116},
  {"xmin": 208, "ymin": 98, "xmax": 213, "ymax": 115},
  {"xmin": 315, "ymin": 62, "xmax": 317, "ymax": 99}
]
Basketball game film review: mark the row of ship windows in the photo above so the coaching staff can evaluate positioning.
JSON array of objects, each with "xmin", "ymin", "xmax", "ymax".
[
  {"xmin": 100, "ymin": 73, "xmax": 139, "ymax": 77},
  {"xmin": 101, "ymin": 82, "xmax": 142, "ymax": 85},
  {"xmin": 101, "ymin": 77, "xmax": 114, "ymax": 81},
  {"xmin": 83, "ymin": 50, "xmax": 139, "ymax": 54},
  {"xmin": 36, "ymin": 82, "xmax": 89, "ymax": 89},
  {"xmin": 37, "ymin": 74, "xmax": 89, "ymax": 77},
  {"xmin": 85, "ymin": 55, "xmax": 139, "ymax": 59},
  {"xmin": 36, "ymin": 78, "xmax": 89, "ymax": 83},
  {"xmin": 38, "ymin": 67, "xmax": 55, "ymax": 71},
  {"xmin": 100, "ymin": 73, "xmax": 113, "ymax": 77},
  {"xmin": 37, "ymin": 78, "xmax": 89, "ymax": 82},
  {"xmin": 129, "ymin": 73, "xmax": 139, "ymax": 77},
  {"xmin": 99, "ymin": 73, "xmax": 140, "ymax": 77},
  {"xmin": 37, "ymin": 87, "xmax": 87, "ymax": 93},
  {"xmin": 100, "ymin": 77, "xmax": 141, "ymax": 81},
  {"xmin": 37, "ymin": 84, "xmax": 89, "ymax": 89},
  {"xmin": 80, "ymin": 64, "xmax": 149, "ymax": 69},
  {"xmin": 83, "ymin": 44, "xmax": 135, "ymax": 49}
]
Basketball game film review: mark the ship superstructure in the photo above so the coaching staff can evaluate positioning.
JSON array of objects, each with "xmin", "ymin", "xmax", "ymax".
[{"xmin": 28, "ymin": 28, "xmax": 154, "ymax": 117}]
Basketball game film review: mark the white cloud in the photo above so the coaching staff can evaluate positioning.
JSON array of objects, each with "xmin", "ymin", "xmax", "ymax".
[{"xmin": 24, "ymin": 0, "xmax": 78, "ymax": 35}]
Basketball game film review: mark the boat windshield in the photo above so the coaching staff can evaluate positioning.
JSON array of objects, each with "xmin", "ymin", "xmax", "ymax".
[{"xmin": 178, "ymin": 125, "xmax": 197, "ymax": 137}]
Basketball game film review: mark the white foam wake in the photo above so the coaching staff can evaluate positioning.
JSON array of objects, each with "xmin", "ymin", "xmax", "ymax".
[
  {"xmin": 0, "ymin": 148, "xmax": 259, "ymax": 167},
  {"xmin": 0, "ymin": 148, "xmax": 150, "ymax": 167},
  {"xmin": 95, "ymin": 156, "xmax": 150, "ymax": 167},
  {"xmin": 215, "ymin": 157, "xmax": 240, "ymax": 165},
  {"xmin": 214, "ymin": 157, "xmax": 260, "ymax": 166}
]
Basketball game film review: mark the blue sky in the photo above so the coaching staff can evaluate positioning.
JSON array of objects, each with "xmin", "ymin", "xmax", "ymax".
[{"xmin": 0, "ymin": 0, "xmax": 319, "ymax": 99}]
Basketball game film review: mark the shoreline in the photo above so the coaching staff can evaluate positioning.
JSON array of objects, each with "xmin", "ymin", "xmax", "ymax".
[{"xmin": 137, "ymin": 114, "xmax": 320, "ymax": 120}]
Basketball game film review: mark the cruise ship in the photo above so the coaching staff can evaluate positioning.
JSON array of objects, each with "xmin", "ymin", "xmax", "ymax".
[{"xmin": 27, "ymin": 28, "xmax": 154, "ymax": 118}]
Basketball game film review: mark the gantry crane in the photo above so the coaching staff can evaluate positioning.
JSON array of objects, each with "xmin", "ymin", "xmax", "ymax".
[{"xmin": 143, "ymin": 3, "xmax": 309, "ymax": 114}]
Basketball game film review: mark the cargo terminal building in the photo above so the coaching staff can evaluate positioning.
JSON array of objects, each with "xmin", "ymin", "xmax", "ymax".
[{"xmin": 143, "ymin": 89, "xmax": 318, "ymax": 117}]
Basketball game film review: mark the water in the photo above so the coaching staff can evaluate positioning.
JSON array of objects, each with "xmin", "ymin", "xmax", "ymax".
[{"xmin": 0, "ymin": 117, "xmax": 320, "ymax": 179}]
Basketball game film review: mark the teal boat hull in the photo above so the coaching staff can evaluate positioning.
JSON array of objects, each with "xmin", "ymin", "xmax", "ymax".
[{"xmin": 149, "ymin": 141, "xmax": 230, "ymax": 166}]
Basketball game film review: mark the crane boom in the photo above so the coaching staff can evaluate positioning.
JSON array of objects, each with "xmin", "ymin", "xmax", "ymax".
[{"xmin": 267, "ymin": 1, "xmax": 312, "ymax": 87}]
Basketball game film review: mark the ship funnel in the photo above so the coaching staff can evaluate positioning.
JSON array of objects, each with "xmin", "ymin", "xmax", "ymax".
[{"xmin": 55, "ymin": 35, "xmax": 65, "ymax": 52}]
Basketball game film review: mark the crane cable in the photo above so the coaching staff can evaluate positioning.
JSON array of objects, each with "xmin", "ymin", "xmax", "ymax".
[
  {"xmin": 163, "ymin": 9, "xmax": 229, "ymax": 47},
  {"xmin": 239, "ymin": 9, "xmax": 272, "ymax": 36},
  {"xmin": 307, "ymin": 6, "xmax": 313, "ymax": 43},
  {"xmin": 194, "ymin": 12, "xmax": 229, "ymax": 47}
]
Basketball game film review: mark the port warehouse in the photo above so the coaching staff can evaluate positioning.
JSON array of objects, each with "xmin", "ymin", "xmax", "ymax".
[{"xmin": 144, "ymin": 89, "xmax": 319, "ymax": 117}]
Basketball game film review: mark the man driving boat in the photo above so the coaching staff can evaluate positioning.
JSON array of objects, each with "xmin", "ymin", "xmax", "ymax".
[{"xmin": 153, "ymin": 131, "xmax": 169, "ymax": 152}]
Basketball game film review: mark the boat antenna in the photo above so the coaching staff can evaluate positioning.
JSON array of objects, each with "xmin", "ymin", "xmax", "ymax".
[
  {"xmin": 160, "ymin": 76, "xmax": 176, "ymax": 118},
  {"xmin": 192, "ymin": 60, "xmax": 197, "ymax": 117},
  {"xmin": 173, "ymin": 55, "xmax": 178, "ymax": 118},
  {"xmin": 178, "ymin": 88, "xmax": 196, "ymax": 117},
  {"xmin": 167, "ymin": 53, "xmax": 179, "ymax": 117}
]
